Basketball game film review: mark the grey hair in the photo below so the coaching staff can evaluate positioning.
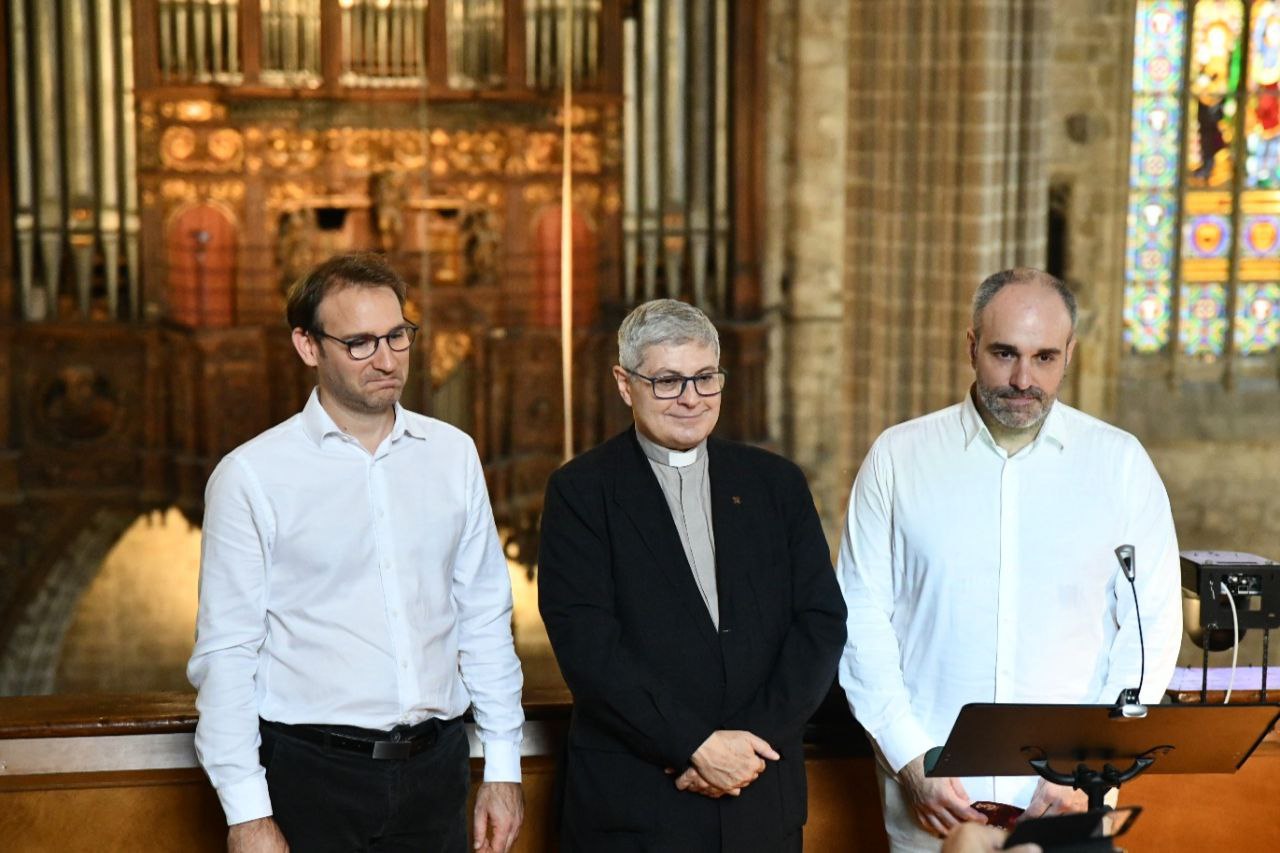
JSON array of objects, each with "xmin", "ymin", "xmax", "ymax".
[
  {"xmin": 972, "ymin": 268, "xmax": 1077, "ymax": 336},
  {"xmin": 617, "ymin": 299, "xmax": 720, "ymax": 371}
]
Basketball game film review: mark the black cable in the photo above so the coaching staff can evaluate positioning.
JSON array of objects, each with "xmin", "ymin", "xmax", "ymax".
[{"xmin": 1127, "ymin": 576, "xmax": 1145, "ymax": 698}]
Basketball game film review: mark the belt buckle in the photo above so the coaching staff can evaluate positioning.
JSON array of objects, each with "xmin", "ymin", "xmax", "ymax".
[{"xmin": 371, "ymin": 740, "xmax": 413, "ymax": 760}]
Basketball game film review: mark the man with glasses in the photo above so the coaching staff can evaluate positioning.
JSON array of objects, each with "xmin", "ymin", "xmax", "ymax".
[
  {"xmin": 189, "ymin": 253, "xmax": 525, "ymax": 853},
  {"xmin": 537, "ymin": 298, "xmax": 846, "ymax": 852}
]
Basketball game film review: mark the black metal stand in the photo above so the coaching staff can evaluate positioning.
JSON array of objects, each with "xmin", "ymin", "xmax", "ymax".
[
  {"xmin": 1201, "ymin": 640, "xmax": 1209, "ymax": 704},
  {"xmin": 1025, "ymin": 746, "xmax": 1169, "ymax": 811},
  {"xmin": 1263, "ymin": 627, "xmax": 1270, "ymax": 703},
  {"xmin": 929, "ymin": 702, "xmax": 1280, "ymax": 851}
]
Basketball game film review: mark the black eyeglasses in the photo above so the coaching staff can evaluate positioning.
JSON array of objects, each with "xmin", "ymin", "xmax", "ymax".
[
  {"xmin": 312, "ymin": 324, "xmax": 418, "ymax": 360},
  {"xmin": 625, "ymin": 368, "xmax": 727, "ymax": 399}
]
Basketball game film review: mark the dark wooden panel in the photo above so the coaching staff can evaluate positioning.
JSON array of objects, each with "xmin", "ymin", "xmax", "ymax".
[{"xmin": 0, "ymin": 692, "xmax": 197, "ymax": 740}]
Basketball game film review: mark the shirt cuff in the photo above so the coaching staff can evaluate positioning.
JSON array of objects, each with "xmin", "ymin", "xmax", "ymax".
[
  {"xmin": 481, "ymin": 738, "xmax": 522, "ymax": 783},
  {"xmin": 217, "ymin": 771, "xmax": 274, "ymax": 826},
  {"xmin": 873, "ymin": 714, "xmax": 935, "ymax": 776}
]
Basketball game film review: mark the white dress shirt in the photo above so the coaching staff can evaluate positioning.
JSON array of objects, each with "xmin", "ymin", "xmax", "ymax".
[
  {"xmin": 188, "ymin": 390, "xmax": 524, "ymax": 825},
  {"xmin": 837, "ymin": 393, "xmax": 1182, "ymax": 807}
]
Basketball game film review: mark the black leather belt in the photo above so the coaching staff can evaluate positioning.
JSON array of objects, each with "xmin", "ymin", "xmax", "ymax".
[{"xmin": 261, "ymin": 716, "xmax": 461, "ymax": 760}]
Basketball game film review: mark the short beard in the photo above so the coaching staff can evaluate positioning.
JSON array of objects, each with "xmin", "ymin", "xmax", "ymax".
[
  {"xmin": 322, "ymin": 370, "xmax": 402, "ymax": 416},
  {"xmin": 975, "ymin": 381, "xmax": 1052, "ymax": 430}
]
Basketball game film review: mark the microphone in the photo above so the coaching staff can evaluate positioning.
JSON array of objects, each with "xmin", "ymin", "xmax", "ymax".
[
  {"xmin": 1111, "ymin": 544, "xmax": 1147, "ymax": 719},
  {"xmin": 1115, "ymin": 544, "xmax": 1135, "ymax": 583}
]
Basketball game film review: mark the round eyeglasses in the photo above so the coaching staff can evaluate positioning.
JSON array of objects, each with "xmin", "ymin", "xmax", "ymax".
[
  {"xmin": 625, "ymin": 368, "xmax": 727, "ymax": 399},
  {"xmin": 312, "ymin": 324, "xmax": 418, "ymax": 360}
]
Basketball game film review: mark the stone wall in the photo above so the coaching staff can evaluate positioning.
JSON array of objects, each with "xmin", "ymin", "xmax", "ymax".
[
  {"xmin": 1043, "ymin": 0, "xmax": 1133, "ymax": 417},
  {"xmin": 771, "ymin": 0, "xmax": 1059, "ymax": 544}
]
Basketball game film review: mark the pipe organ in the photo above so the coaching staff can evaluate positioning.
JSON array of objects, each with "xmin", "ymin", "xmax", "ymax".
[
  {"xmin": 0, "ymin": 0, "xmax": 765, "ymax": 577},
  {"xmin": 158, "ymin": 0, "xmax": 243, "ymax": 84},
  {"xmin": 259, "ymin": 0, "xmax": 320, "ymax": 87},
  {"xmin": 622, "ymin": 0, "xmax": 730, "ymax": 313},
  {"xmin": 342, "ymin": 0, "xmax": 429, "ymax": 88},
  {"xmin": 8, "ymin": 0, "xmax": 142, "ymax": 322},
  {"xmin": 525, "ymin": 0, "xmax": 602, "ymax": 91}
]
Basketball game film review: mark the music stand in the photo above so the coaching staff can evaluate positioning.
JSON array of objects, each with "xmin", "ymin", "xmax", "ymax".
[{"xmin": 929, "ymin": 703, "xmax": 1279, "ymax": 848}]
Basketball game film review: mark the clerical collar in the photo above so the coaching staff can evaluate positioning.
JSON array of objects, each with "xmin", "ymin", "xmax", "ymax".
[{"xmin": 636, "ymin": 430, "xmax": 704, "ymax": 468}]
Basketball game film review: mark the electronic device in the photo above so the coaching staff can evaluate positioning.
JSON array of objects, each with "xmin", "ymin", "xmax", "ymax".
[{"xmin": 1180, "ymin": 550, "xmax": 1280, "ymax": 702}]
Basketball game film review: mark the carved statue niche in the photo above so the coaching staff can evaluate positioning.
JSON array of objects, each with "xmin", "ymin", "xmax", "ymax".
[
  {"xmin": 277, "ymin": 208, "xmax": 318, "ymax": 294},
  {"xmin": 39, "ymin": 365, "xmax": 121, "ymax": 444},
  {"xmin": 531, "ymin": 204, "xmax": 599, "ymax": 327},
  {"xmin": 166, "ymin": 203, "xmax": 238, "ymax": 328},
  {"xmin": 371, "ymin": 170, "xmax": 408, "ymax": 254},
  {"xmin": 460, "ymin": 206, "xmax": 501, "ymax": 288}
]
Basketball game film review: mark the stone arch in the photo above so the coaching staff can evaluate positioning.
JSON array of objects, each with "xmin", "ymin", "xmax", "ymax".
[{"xmin": 0, "ymin": 507, "xmax": 139, "ymax": 695}]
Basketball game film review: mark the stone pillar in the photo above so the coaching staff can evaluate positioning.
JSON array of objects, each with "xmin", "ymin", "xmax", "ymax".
[
  {"xmin": 843, "ymin": 0, "xmax": 1051, "ymax": 465},
  {"xmin": 765, "ymin": 0, "xmax": 854, "ymax": 543},
  {"xmin": 1043, "ymin": 0, "xmax": 1134, "ymax": 420}
]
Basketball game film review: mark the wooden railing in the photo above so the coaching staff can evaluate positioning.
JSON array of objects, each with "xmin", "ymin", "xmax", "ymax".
[{"xmin": 2, "ymin": 690, "xmax": 1276, "ymax": 851}]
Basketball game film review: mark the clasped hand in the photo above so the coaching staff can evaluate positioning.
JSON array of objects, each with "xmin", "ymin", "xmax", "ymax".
[
  {"xmin": 666, "ymin": 730, "xmax": 779, "ymax": 799},
  {"xmin": 898, "ymin": 752, "xmax": 986, "ymax": 838},
  {"xmin": 899, "ymin": 752, "xmax": 1088, "ymax": 838}
]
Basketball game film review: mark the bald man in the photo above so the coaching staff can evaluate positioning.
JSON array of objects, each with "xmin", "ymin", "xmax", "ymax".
[{"xmin": 836, "ymin": 269, "xmax": 1182, "ymax": 852}]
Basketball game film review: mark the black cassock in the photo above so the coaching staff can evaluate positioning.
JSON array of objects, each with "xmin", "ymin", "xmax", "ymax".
[{"xmin": 538, "ymin": 428, "xmax": 847, "ymax": 853}]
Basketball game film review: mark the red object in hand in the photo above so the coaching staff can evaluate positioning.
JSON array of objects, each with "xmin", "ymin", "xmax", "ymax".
[{"xmin": 970, "ymin": 800, "xmax": 1025, "ymax": 830}]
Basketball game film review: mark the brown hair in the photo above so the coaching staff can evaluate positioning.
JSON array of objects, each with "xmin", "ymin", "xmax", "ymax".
[{"xmin": 285, "ymin": 252, "xmax": 407, "ymax": 332}]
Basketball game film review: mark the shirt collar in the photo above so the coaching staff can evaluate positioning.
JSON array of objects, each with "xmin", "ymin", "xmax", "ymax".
[
  {"xmin": 960, "ymin": 387, "xmax": 1069, "ymax": 454},
  {"xmin": 299, "ymin": 388, "xmax": 424, "ymax": 448},
  {"xmin": 635, "ymin": 429, "xmax": 705, "ymax": 468}
]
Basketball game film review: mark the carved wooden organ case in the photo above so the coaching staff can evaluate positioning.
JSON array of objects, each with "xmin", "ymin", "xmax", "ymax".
[{"xmin": 1, "ymin": 0, "xmax": 767, "ymax": 573}]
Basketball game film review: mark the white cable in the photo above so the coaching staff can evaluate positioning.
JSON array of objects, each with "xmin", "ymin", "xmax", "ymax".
[{"xmin": 1223, "ymin": 582, "xmax": 1240, "ymax": 705}]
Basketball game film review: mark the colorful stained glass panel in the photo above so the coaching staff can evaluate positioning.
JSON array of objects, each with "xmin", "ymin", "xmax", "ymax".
[
  {"xmin": 1247, "ymin": 2, "xmax": 1280, "ymax": 186},
  {"xmin": 1184, "ymin": 213, "xmax": 1233, "ymax": 257},
  {"xmin": 1242, "ymin": 212, "xmax": 1280, "ymax": 255},
  {"xmin": 1180, "ymin": 283, "xmax": 1230, "ymax": 355},
  {"xmin": 1127, "ymin": 193, "xmax": 1177, "ymax": 278},
  {"xmin": 1186, "ymin": 1, "xmax": 1245, "ymax": 187},
  {"xmin": 1134, "ymin": 1, "xmax": 1187, "ymax": 92},
  {"xmin": 1130, "ymin": 96, "xmax": 1182, "ymax": 187},
  {"xmin": 1125, "ymin": 281, "xmax": 1173, "ymax": 353},
  {"xmin": 1235, "ymin": 282, "xmax": 1280, "ymax": 353},
  {"xmin": 1126, "ymin": 3, "xmax": 1186, "ymax": 357}
]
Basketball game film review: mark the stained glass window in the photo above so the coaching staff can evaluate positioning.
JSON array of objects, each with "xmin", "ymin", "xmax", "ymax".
[
  {"xmin": 1236, "ymin": 282, "xmax": 1280, "ymax": 351},
  {"xmin": 1180, "ymin": 283, "xmax": 1230, "ymax": 353},
  {"xmin": 1125, "ymin": 0, "xmax": 1280, "ymax": 360}
]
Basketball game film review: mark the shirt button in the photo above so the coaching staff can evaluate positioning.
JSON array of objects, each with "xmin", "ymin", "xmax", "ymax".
[{"xmin": 401, "ymin": 661, "xmax": 409, "ymax": 670}]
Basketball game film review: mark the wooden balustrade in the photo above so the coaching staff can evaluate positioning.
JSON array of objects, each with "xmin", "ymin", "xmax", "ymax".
[{"xmin": 2, "ymin": 688, "xmax": 1278, "ymax": 851}]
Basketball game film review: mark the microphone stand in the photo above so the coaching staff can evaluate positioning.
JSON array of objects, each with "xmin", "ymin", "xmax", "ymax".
[{"xmin": 1110, "ymin": 544, "xmax": 1147, "ymax": 720}]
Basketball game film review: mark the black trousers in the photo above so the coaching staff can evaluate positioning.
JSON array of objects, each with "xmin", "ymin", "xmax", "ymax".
[{"xmin": 259, "ymin": 719, "xmax": 470, "ymax": 853}]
